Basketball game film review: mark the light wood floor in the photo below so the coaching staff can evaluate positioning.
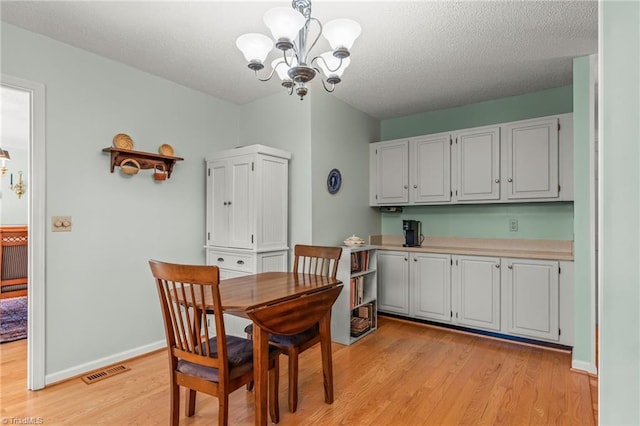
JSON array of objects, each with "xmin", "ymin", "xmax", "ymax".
[{"xmin": 1, "ymin": 317, "xmax": 596, "ymax": 425}]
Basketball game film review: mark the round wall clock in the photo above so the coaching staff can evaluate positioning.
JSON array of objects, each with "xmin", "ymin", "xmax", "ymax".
[{"xmin": 327, "ymin": 168, "xmax": 342, "ymax": 194}]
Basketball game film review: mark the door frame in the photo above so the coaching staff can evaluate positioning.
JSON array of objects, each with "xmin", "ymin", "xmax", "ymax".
[{"xmin": 2, "ymin": 74, "xmax": 46, "ymax": 390}]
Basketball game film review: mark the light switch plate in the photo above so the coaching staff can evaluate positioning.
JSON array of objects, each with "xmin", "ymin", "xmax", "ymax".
[{"xmin": 52, "ymin": 216, "xmax": 72, "ymax": 232}]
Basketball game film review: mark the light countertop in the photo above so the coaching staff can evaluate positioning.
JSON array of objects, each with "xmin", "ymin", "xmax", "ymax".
[{"xmin": 369, "ymin": 235, "xmax": 573, "ymax": 261}]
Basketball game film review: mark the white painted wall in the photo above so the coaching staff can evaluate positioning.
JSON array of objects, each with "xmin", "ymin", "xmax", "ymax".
[{"xmin": 1, "ymin": 23, "xmax": 240, "ymax": 380}]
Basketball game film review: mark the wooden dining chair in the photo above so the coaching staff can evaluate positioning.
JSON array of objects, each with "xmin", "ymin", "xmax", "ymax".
[
  {"xmin": 245, "ymin": 244, "xmax": 342, "ymax": 413},
  {"xmin": 149, "ymin": 260, "xmax": 281, "ymax": 426}
]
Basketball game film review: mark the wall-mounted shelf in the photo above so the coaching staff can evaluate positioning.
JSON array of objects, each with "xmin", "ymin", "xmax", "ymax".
[{"xmin": 102, "ymin": 147, "xmax": 184, "ymax": 178}]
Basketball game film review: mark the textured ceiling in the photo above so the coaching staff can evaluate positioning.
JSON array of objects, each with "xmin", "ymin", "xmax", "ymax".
[{"xmin": 0, "ymin": 1, "xmax": 597, "ymax": 120}]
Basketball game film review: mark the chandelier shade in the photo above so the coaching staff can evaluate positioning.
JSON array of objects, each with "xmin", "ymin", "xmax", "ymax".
[
  {"xmin": 322, "ymin": 19, "xmax": 362, "ymax": 51},
  {"xmin": 236, "ymin": 0, "xmax": 361, "ymax": 99},
  {"xmin": 236, "ymin": 33, "xmax": 273, "ymax": 70},
  {"xmin": 263, "ymin": 7, "xmax": 306, "ymax": 47},
  {"xmin": 317, "ymin": 52, "xmax": 350, "ymax": 80}
]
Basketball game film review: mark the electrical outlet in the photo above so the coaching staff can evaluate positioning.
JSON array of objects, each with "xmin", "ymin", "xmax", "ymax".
[{"xmin": 509, "ymin": 218, "xmax": 518, "ymax": 232}]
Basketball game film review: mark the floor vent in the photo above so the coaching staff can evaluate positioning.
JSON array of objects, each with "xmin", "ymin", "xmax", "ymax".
[{"xmin": 81, "ymin": 364, "xmax": 130, "ymax": 384}]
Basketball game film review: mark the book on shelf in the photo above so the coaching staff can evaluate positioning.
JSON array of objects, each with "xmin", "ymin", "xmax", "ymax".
[
  {"xmin": 349, "ymin": 275, "xmax": 365, "ymax": 309},
  {"xmin": 350, "ymin": 250, "xmax": 370, "ymax": 274},
  {"xmin": 350, "ymin": 301, "xmax": 375, "ymax": 337}
]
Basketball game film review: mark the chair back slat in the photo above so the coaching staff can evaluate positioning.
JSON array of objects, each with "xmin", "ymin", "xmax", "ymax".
[
  {"xmin": 149, "ymin": 260, "xmax": 226, "ymax": 371},
  {"xmin": 293, "ymin": 245, "xmax": 342, "ymax": 279}
]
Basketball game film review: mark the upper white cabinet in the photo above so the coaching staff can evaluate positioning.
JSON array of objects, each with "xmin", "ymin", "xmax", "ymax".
[
  {"xmin": 369, "ymin": 140, "xmax": 409, "ymax": 205},
  {"xmin": 410, "ymin": 133, "xmax": 452, "ymax": 203},
  {"xmin": 453, "ymin": 126, "xmax": 501, "ymax": 201},
  {"xmin": 207, "ymin": 156, "xmax": 254, "ymax": 249},
  {"xmin": 504, "ymin": 117, "xmax": 559, "ymax": 200},
  {"xmin": 206, "ymin": 145, "xmax": 290, "ymax": 251},
  {"xmin": 369, "ymin": 113, "xmax": 573, "ymax": 206}
]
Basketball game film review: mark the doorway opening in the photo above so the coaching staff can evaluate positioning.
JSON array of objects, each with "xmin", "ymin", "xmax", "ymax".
[{"xmin": 1, "ymin": 75, "xmax": 46, "ymax": 390}]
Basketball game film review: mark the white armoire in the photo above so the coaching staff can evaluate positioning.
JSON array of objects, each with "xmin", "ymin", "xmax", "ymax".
[{"xmin": 205, "ymin": 144, "xmax": 290, "ymax": 334}]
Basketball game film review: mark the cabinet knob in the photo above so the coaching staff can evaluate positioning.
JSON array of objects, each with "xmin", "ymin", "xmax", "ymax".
[
  {"xmin": 217, "ymin": 257, "xmax": 224, "ymax": 262},
  {"xmin": 413, "ymin": 258, "xmax": 417, "ymax": 262},
  {"xmin": 413, "ymin": 184, "xmax": 418, "ymax": 189},
  {"xmin": 223, "ymin": 202, "xmax": 228, "ymax": 206},
  {"xmin": 495, "ymin": 179, "xmax": 500, "ymax": 183},
  {"xmin": 508, "ymin": 178, "xmax": 513, "ymax": 182},
  {"xmin": 404, "ymin": 185, "xmax": 408, "ymax": 189},
  {"xmin": 495, "ymin": 263, "xmax": 500, "ymax": 268},
  {"xmin": 228, "ymin": 201, "xmax": 232, "ymax": 205},
  {"xmin": 508, "ymin": 265, "xmax": 513, "ymax": 269},
  {"xmin": 237, "ymin": 260, "xmax": 244, "ymax": 265},
  {"xmin": 404, "ymin": 258, "xmax": 408, "ymax": 261}
]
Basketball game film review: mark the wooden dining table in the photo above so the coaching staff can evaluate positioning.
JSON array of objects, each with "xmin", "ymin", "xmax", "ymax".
[{"xmin": 216, "ymin": 272, "xmax": 343, "ymax": 426}]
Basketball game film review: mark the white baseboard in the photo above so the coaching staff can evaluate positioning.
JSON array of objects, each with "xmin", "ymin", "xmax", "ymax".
[
  {"xmin": 45, "ymin": 340, "xmax": 166, "ymax": 386},
  {"xmin": 572, "ymin": 359, "xmax": 598, "ymax": 375}
]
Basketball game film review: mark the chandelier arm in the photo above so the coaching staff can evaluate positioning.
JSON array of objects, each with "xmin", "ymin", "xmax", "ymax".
[
  {"xmin": 255, "ymin": 66, "xmax": 279, "ymax": 83},
  {"xmin": 310, "ymin": 54, "xmax": 344, "ymax": 74},
  {"xmin": 305, "ymin": 17, "xmax": 323, "ymax": 61},
  {"xmin": 313, "ymin": 67, "xmax": 336, "ymax": 93},
  {"xmin": 283, "ymin": 50, "xmax": 300, "ymax": 68}
]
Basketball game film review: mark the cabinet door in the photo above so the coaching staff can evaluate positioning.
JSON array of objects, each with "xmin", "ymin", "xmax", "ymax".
[
  {"xmin": 227, "ymin": 156, "xmax": 254, "ymax": 249},
  {"xmin": 410, "ymin": 134, "xmax": 451, "ymax": 203},
  {"xmin": 454, "ymin": 127, "xmax": 500, "ymax": 201},
  {"xmin": 377, "ymin": 251, "xmax": 410, "ymax": 314},
  {"xmin": 455, "ymin": 255, "xmax": 501, "ymax": 331},
  {"xmin": 504, "ymin": 117, "xmax": 559, "ymax": 199},
  {"xmin": 372, "ymin": 140, "xmax": 409, "ymax": 205},
  {"xmin": 504, "ymin": 258, "xmax": 559, "ymax": 341},
  {"xmin": 411, "ymin": 253, "xmax": 452, "ymax": 322},
  {"xmin": 256, "ymin": 156, "xmax": 288, "ymax": 250},
  {"xmin": 207, "ymin": 160, "xmax": 229, "ymax": 247}
]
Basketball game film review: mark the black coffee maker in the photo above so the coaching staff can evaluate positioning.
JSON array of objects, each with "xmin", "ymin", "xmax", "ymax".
[{"xmin": 403, "ymin": 220, "xmax": 423, "ymax": 247}]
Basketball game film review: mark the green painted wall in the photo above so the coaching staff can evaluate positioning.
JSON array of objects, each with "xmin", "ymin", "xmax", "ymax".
[
  {"xmin": 381, "ymin": 203, "xmax": 573, "ymax": 239},
  {"xmin": 600, "ymin": 1, "xmax": 640, "ymax": 424},
  {"xmin": 379, "ymin": 86, "xmax": 574, "ymax": 241},
  {"xmin": 571, "ymin": 55, "xmax": 596, "ymax": 372},
  {"xmin": 239, "ymin": 90, "xmax": 381, "ymax": 252},
  {"xmin": 310, "ymin": 90, "xmax": 381, "ymax": 246},
  {"xmin": 239, "ymin": 91, "xmax": 314, "ymax": 250},
  {"xmin": 382, "ymin": 86, "xmax": 573, "ymax": 140}
]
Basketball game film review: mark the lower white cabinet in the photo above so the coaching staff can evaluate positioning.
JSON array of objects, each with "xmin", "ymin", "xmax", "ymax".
[
  {"xmin": 503, "ymin": 258, "xmax": 559, "ymax": 341},
  {"xmin": 377, "ymin": 250, "xmax": 410, "ymax": 315},
  {"xmin": 377, "ymin": 250, "xmax": 573, "ymax": 346},
  {"xmin": 411, "ymin": 252, "xmax": 452, "ymax": 322},
  {"xmin": 454, "ymin": 255, "xmax": 501, "ymax": 331},
  {"xmin": 205, "ymin": 248, "xmax": 287, "ymax": 336}
]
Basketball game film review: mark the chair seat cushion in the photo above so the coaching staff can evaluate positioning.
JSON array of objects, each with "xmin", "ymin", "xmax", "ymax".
[
  {"xmin": 177, "ymin": 334, "xmax": 280, "ymax": 382},
  {"xmin": 244, "ymin": 323, "xmax": 320, "ymax": 348}
]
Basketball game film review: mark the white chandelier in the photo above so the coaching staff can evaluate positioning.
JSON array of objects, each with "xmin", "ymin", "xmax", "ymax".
[{"xmin": 236, "ymin": 0, "xmax": 361, "ymax": 100}]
